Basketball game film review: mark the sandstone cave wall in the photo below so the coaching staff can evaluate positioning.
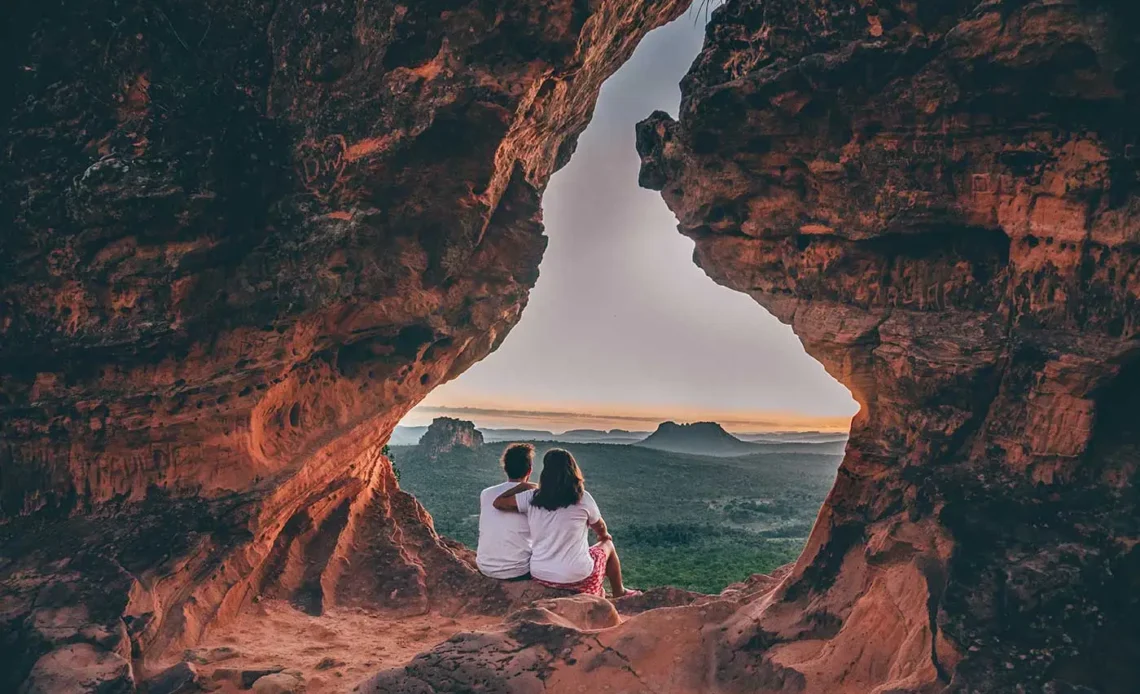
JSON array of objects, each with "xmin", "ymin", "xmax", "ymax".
[
  {"xmin": 4, "ymin": 0, "xmax": 1140, "ymax": 692},
  {"xmin": 0, "ymin": 0, "xmax": 687, "ymax": 688},
  {"xmin": 636, "ymin": 0, "xmax": 1140, "ymax": 691}
]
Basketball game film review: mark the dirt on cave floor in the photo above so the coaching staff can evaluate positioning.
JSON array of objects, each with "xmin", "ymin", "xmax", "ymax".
[{"xmin": 145, "ymin": 599, "xmax": 505, "ymax": 692}]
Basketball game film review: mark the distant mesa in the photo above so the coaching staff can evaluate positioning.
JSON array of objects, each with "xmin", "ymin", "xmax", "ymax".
[
  {"xmin": 418, "ymin": 417, "xmax": 484, "ymax": 455},
  {"xmin": 636, "ymin": 420, "xmax": 760, "ymax": 457}
]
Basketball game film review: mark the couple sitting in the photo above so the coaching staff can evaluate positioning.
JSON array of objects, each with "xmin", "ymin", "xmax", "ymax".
[{"xmin": 475, "ymin": 443, "xmax": 640, "ymax": 599}]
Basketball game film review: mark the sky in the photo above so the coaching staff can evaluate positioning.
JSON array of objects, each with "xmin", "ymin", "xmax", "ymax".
[{"xmin": 402, "ymin": 11, "xmax": 858, "ymax": 434}]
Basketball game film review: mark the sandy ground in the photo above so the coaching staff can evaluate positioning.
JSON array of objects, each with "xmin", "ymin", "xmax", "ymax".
[{"xmin": 150, "ymin": 600, "xmax": 506, "ymax": 692}]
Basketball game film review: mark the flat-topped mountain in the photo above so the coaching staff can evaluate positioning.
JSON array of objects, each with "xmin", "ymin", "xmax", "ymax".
[
  {"xmin": 635, "ymin": 421, "xmax": 759, "ymax": 457},
  {"xmin": 418, "ymin": 418, "xmax": 483, "ymax": 456}
]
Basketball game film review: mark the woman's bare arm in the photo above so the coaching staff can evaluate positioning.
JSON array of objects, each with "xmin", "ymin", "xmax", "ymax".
[
  {"xmin": 589, "ymin": 518, "xmax": 612, "ymax": 543},
  {"xmin": 492, "ymin": 482, "xmax": 537, "ymax": 512}
]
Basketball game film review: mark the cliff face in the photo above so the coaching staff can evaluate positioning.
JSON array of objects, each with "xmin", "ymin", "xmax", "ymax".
[
  {"xmin": 635, "ymin": 0, "xmax": 1140, "ymax": 691},
  {"xmin": 419, "ymin": 417, "xmax": 484, "ymax": 455},
  {"xmin": 0, "ymin": 0, "xmax": 687, "ymax": 688}
]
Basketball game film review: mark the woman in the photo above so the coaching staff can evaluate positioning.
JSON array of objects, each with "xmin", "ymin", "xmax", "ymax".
[{"xmin": 493, "ymin": 448, "xmax": 640, "ymax": 598}]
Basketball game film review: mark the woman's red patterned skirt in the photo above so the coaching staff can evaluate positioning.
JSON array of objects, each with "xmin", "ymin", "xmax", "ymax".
[{"xmin": 534, "ymin": 545, "xmax": 607, "ymax": 598}]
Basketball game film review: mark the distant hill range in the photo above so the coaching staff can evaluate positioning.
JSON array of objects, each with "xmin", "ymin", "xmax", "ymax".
[
  {"xmin": 389, "ymin": 425, "xmax": 649, "ymax": 446},
  {"xmin": 480, "ymin": 428, "xmax": 555, "ymax": 442},
  {"xmin": 389, "ymin": 426, "xmax": 429, "ymax": 446},
  {"xmin": 556, "ymin": 429, "xmax": 648, "ymax": 444},
  {"xmin": 390, "ymin": 420, "xmax": 847, "ymax": 457},
  {"xmin": 736, "ymin": 431, "xmax": 849, "ymax": 444}
]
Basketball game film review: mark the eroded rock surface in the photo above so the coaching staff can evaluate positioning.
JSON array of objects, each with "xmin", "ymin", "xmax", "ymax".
[
  {"xmin": 371, "ymin": 0, "xmax": 1138, "ymax": 692},
  {"xmin": 360, "ymin": 593, "xmax": 747, "ymax": 694},
  {"xmin": 0, "ymin": 0, "xmax": 687, "ymax": 689},
  {"xmin": 636, "ymin": 0, "xmax": 1140, "ymax": 691},
  {"xmin": 19, "ymin": 643, "xmax": 134, "ymax": 694},
  {"xmin": 417, "ymin": 417, "xmax": 484, "ymax": 456}
]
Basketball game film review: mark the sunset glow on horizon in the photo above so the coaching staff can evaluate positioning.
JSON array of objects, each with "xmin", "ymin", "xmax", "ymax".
[{"xmin": 399, "ymin": 399, "xmax": 854, "ymax": 435}]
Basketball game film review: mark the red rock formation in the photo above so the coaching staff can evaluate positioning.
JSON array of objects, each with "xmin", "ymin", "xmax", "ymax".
[
  {"xmin": 0, "ymin": 0, "xmax": 687, "ymax": 689},
  {"xmin": 371, "ymin": 0, "xmax": 1139, "ymax": 692},
  {"xmin": 6, "ymin": 0, "xmax": 1138, "ymax": 691},
  {"xmin": 361, "ymin": 570, "xmax": 794, "ymax": 694},
  {"xmin": 636, "ymin": 0, "xmax": 1137, "ymax": 691},
  {"xmin": 418, "ymin": 417, "xmax": 484, "ymax": 456}
]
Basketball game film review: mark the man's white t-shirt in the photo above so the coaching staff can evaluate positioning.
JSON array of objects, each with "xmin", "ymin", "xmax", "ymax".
[
  {"xmin": 476, "ymin": 482, "xmax": 532, "ymax": 579},
  {"xmin": 515, "ymin": 489, "xmax": 602, "ymax": 584}
]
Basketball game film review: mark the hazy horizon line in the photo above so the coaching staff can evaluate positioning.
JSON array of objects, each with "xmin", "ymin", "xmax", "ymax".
[{"xmin": 401, "ymin": 404, "xmax": 854, "ymax": 434}]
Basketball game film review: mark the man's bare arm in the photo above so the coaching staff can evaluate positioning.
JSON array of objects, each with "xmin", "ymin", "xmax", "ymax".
[{"xmin": 492, "ymin": 482, "xmax": 537, "ymax": 512}]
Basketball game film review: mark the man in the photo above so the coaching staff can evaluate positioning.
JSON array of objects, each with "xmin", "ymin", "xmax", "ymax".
[{"xmin": 476, "ymin": 443, "xmax": 536, "ymax": 580}]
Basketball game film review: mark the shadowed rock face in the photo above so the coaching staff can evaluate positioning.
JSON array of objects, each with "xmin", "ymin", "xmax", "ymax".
[
  {"xmin": 636, "ymin": 0, "xmax": 1140, "ymax": 691},
  {"xmin": 372, "ymin": 1, "xmax": 1138, "ymax": 693},
  {"xmin": 0, "ymin": 0, "xmax": 687, "ymax": 688}
]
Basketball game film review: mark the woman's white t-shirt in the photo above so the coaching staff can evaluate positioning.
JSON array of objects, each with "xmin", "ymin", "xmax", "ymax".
[{"xmin": 515, "ymin": 489, "xmax": 602, "ymax": 584}]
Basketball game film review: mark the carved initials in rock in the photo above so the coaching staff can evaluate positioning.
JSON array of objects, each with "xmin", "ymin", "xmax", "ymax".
[
  {"xmin": 912, "ymin": 139, "xmax": 946, "ymax": 155},
  {"xmin": 296, "ymin": 135, "xmax": 348, "ymax": 200}
]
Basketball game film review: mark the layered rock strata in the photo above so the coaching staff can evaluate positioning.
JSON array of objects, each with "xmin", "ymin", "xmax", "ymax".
[
  {"xmin": 0, "ymin": 0, "xmax": 687, "ymax": 689},
  {"xmin": 376, "ymin": 0, "xmax": 1139, "ymax": 692}
]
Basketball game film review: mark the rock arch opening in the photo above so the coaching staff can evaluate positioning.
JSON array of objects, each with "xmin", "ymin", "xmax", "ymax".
[{"xmin": 392, "ymin": 10, "xmax": 856, "ymax": 597}]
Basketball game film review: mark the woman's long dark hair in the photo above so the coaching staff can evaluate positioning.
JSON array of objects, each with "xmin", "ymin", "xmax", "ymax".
[{"xmin": 531, "ymin": 449, "xmax": 584, "ymax": 511}]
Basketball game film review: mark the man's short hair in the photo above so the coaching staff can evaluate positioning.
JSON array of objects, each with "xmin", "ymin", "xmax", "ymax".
[{"xmin": 502, "ymin": 443, "xmax": 534, "ymax": 479}]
